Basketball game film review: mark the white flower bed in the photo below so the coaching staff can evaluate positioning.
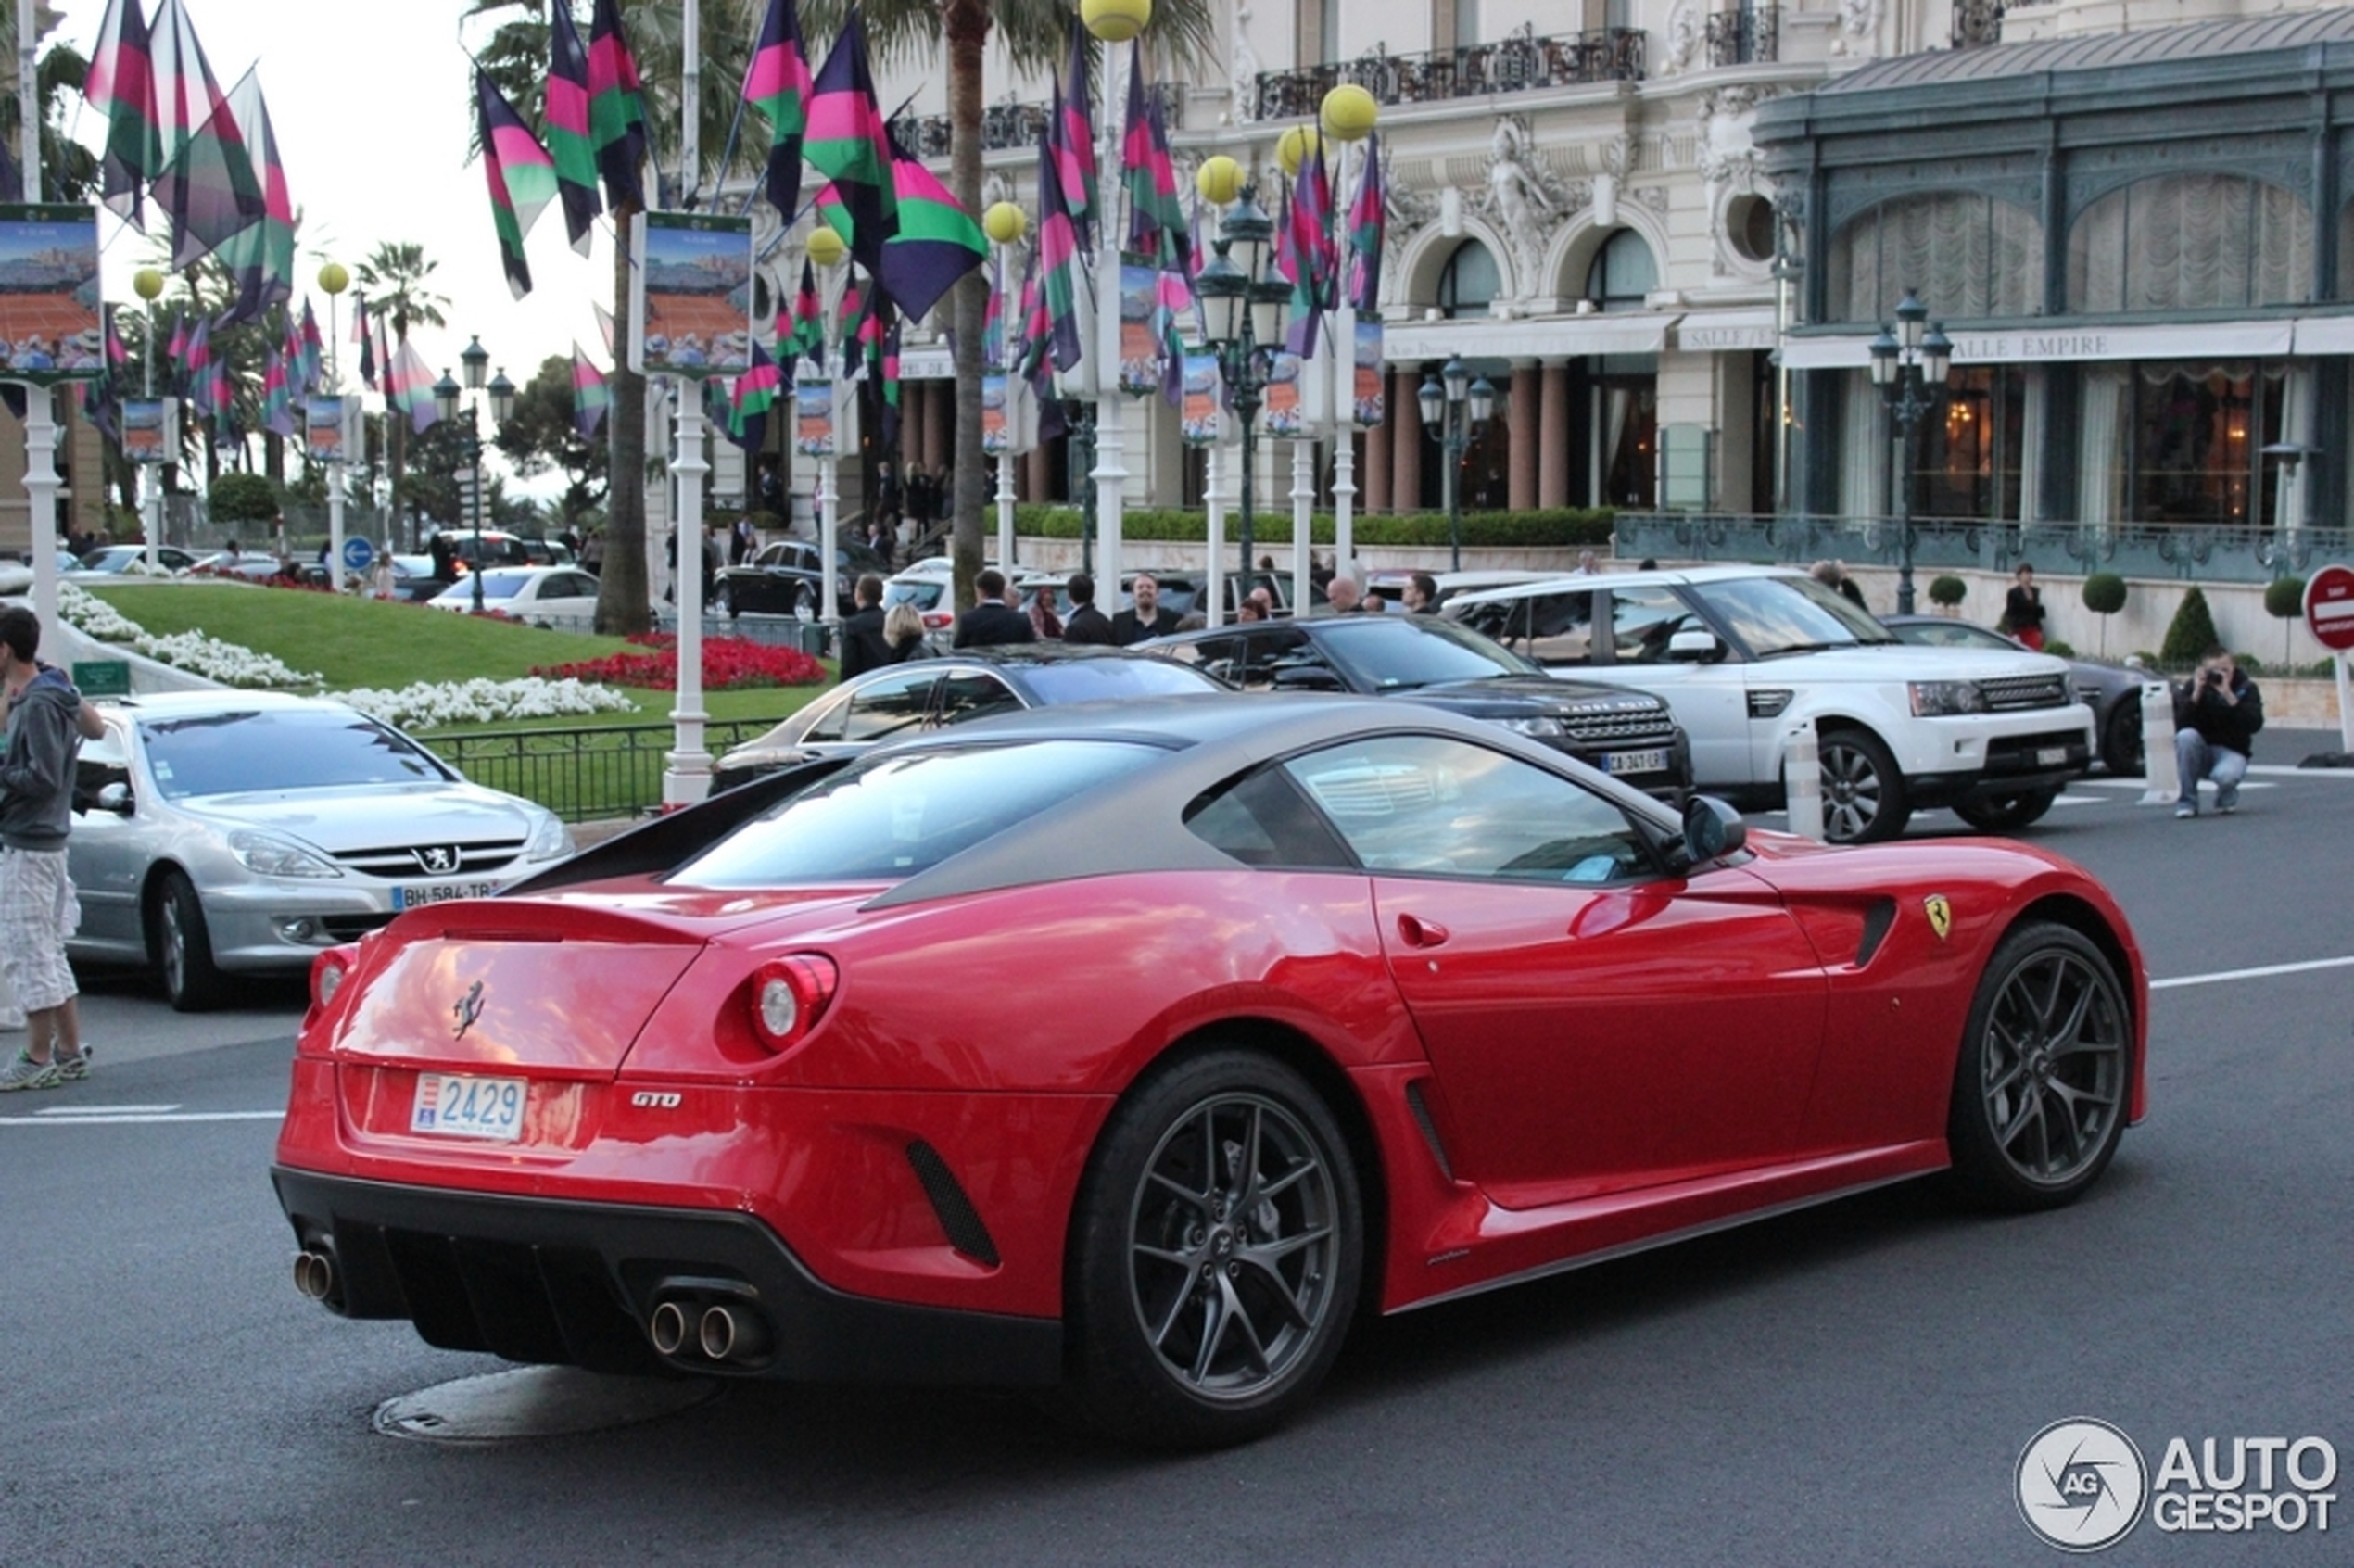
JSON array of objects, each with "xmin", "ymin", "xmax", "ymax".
[
  {"xmin": 132, "ymin": 628, "xmax": 322, "ymax": 688},
  {"xmin": 57, "ymin": 583, "xmax": 140, "ymax": 642},
  {"xmin": 335, "ymin": 677, "xmax": 638, "ymax": 730}
]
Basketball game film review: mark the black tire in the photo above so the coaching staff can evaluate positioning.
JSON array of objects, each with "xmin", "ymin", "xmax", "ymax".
[
  {"xmin": 1817, "ymin": 728, "xmax": 1911, "ymax": 844},
  {"xmin": 152, "ymin": 870, "xmax": 226, "ymax": 1013},
  {"xmin": 713, "ymin": 582, "xmax": 737, "ymax": 618},
  {"xmin": 2101, "ymin": 700, "xmax": 2145, "ymax": 777},
  {"xmin": 1063, "ymin": 1049, "xmax": 1362, "ymax": 1449},
  {"xmin": 1946, "ymin": 921, "xmax": 2132, "ymax": 1211},
  {"xmin": 1952, "ymin": 786, "xmax": 2060, "ymax": 834}
]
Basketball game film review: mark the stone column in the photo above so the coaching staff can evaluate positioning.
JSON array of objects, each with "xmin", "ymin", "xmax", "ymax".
[
  {"xmin": 1392, "ymin": 369, "xmax": 1424, "ymax": 512},
  {"xmin": 1539, "ymin": 360, "xmax": 1571, "ymax": 509},
  {"xmin": 1364, "ymin": 407, "xmax": 1393, "ymax": 512},
  {"xmin": 1025, "ymin": 443, "xmax": 1051, "ymax": 505},
  {"xmin": 1509, "ymin": 361, "xmax": 1539, "ymax": 511}
]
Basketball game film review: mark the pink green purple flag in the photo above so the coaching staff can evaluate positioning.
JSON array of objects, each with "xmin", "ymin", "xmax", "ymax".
[
  {"xmin": 547, "ymin": 1, "xmax": 601, "ymax": 252},
  {"xmin": 804, "ymin": 10, "xmax": 896, "ymax": 277},
  {"xmin": 878, "ymin": 126, "xmax": 984, "ymax": 323},
  {"xmin": 743, "ymin": 0, "xmax": 813, "ymax": 221},
  {"xmin": 216, "ymin": 69, "xmax": 293, "ymax": 326},
  {"xmin": 588, "ymin": 0, "xmax": 650, "ymax": 210},
  {"xmin": 476, "ymin": 69, "xmax": 560, "ymax": 300},
  {"xmin": 573, "ymin": 342, "xmax": 610, "ymax": 437},
  {"xmin": 84, "ymin": 0, "xmax": 160, "ymax": 227},
  {"xmin": 1348, "ymin": 133, "xmax": 1386, "ymax": 313}
]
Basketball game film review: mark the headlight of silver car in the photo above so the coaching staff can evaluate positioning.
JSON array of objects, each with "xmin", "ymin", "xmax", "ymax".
[
  {"xmin": 524, "ymin": 810, "xmax": 575, "ymax": 862},
  {"xmin": 227, "ymin": 829, "xmax": 343, "ymax": 879},
  {"xmin": 1909, "ymin": 680, "xmax": 1991, "ymax": 716},
  {"xmin": 1502, "ymin": 716, "xmax": 1564, "ymax": 738}
]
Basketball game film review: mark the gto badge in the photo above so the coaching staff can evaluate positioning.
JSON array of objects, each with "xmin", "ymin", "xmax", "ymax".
[
  {"xmin": 1924, "ymin": 894, "xmax": 1954, "ymax": 942},
  {"xmin": 451, "ymin": 979, "xmax": 486, "ymax": 1040},
  {"xmin": 631, "ymin": 1092, "xmax": 683, "ymax": 1109}
]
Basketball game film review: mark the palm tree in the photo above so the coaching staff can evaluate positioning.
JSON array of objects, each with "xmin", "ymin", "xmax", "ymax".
[
  {"xmin": 472, "ymin": 0, "xmax": 761, "ymax": 636},
  {"xmin": 807, "ymin": 0, "xmax": 1214, "ymax": 611},
  {"xmin": 354, "ymin": 241, "xmax": 449, "ymax": 547}
]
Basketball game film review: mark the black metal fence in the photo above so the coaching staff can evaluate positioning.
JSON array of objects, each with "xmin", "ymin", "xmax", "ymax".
[
  {"xmin": 1251, "ymin": 27, "xmax": 1644, "ymax": 120},
  {"xmin": 427, "ymin": 718, "xmax": 790, "ymax": 823}
]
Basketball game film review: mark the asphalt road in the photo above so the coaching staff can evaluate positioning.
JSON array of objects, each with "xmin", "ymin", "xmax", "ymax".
[{"xmin": 5, "ymin": 732, "xmax": 2350, "ymax": 1566}]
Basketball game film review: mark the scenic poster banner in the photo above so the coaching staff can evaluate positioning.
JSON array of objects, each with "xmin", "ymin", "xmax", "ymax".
[
  {"xmin": 122, "ymin": 398, "xmax": 172, "ymax": 462},
  {"xmin": 793, "ymin": 378, "xmax": 834, "ymax": 456},
  {"xmin": 1354, "ymin": 319, "xmax": 1385, "ymax": 427},
  {"xmin": 1263, "ymin": 351, "xmax": 1303, "ymax": 437},
  {"xmin": 0, "ymin": 205, "xmax": 104, "ymax": 384},
  {"xmin": 981, "ymin": 373, "xmax": 1008, "ymax": 454},
  {"xmin": 632, "ymin": 210, "xmax": 753, "ymax": 378},
  {"xmin": 305, "ymin": 395, "xmax": 349, "ymax": 462},
  {"xmin": 1181, "ymin": 352, "xmax": 1221, "ymax": 447},
  {"xmin": 1116, "ymin": 262, "xmax": 1161, "ymax": 397}
]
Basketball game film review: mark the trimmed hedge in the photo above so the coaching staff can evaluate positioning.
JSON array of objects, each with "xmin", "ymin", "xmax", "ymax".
[
  {"xmin": 1010, "ymin": 504, "xmax": 1616, "ymax": 550},
  {"xmin": 2160, "ymin": 586, "xmax": 2221, "ymax": 666},
  {"xmin": 1927, "ymin": 575, "xmax": 1967, "ymax": 609},
  {"xmin": 209, "ymin": 472, "xmax": 279, "ymax": 525}
]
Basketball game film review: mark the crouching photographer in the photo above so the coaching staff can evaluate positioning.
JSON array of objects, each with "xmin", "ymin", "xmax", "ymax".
[{"xmin": 2173, "ymin": 646, "xmax": 2263, "ymax": 819}]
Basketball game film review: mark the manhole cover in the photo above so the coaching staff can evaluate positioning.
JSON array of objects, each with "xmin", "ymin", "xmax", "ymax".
[{"xmin": 373, "ymin": 1366, "xmax": 718, "ymax": 1443}]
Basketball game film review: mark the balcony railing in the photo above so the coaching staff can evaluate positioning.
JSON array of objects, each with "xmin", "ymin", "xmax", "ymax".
[
  {"xmin": 1704, "ymin": 7, "xmax": 1779, "ymax": 68},
  {"xmin": 889, "ymin": 82, "xmax": 1183, "ymax": 160},
  {"xmin": 1251, "ymin": 25, "xmax": 1644, "ymax": 121},
  {"xmin": 1613, "ymin": 512, "xmax": 2354, "ymax": 586}
]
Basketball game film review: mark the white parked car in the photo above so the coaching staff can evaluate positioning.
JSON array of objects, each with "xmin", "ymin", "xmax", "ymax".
[
  {"xmin": 1441, "ymin": 564, "xmax": 2095, "ymax": 842},
  {"xmin": 427, "ymin": 565, "xmax": 603, "ymax": 624},
  {"xmin": 68, "ymin": 692, "xmax": 574, "ymax": 1009}
]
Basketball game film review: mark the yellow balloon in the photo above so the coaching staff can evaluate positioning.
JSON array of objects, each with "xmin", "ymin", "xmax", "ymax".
[
  {"xmin": 805, "ymin": 224, "xmax": 847, "ymax": 267},
  {"xmin": 317, "ymin": 260, "xmax": 350, "ymax": 296},
  {"xmin": 1196, "ymin": 155, "xmax": 1243, "ymax": 207},
  {"xmin": 133, "ymin": 267, "xmax": 168, "ymax": 302},
  {"xmin": 1081, "ymin": 0, "xmax": 1152, "ymax": 44},
  {"xmin": 1276, "ymin": 123, "xmax": 1323, "ymax": 178},
  {"xmin": 983, "ymin": 201, "xmax": 1028, "ymax": 247},
  {"xmin": 1320, "ymin": 83, "xmax": 1378, "ymax": 144}
]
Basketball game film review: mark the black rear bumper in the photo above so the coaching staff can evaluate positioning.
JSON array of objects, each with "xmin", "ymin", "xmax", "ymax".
[{"xmin": 271, "ymin": 1167, "xmax": 1064, "ymax": 1387}]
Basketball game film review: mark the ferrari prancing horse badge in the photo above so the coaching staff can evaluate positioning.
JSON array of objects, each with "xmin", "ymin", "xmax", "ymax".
[{"xmin": 1923, "ymin": 895, "xmax": 1953, "ymax": 941}]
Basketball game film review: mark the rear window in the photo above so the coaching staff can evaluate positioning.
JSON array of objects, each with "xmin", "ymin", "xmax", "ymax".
[
  {"xmin": 671, "ymin": 740, "xmax": 1161, "ymax": 885},
  {"xmin": 1015, "ymin": 658, "xmax": 1223, "ymax": 703}
]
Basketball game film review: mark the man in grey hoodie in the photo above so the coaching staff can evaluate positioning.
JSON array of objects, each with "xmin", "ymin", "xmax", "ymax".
[{"xmin": 0, "ymin": 606, "xmax": 90, "ymax": 1090}]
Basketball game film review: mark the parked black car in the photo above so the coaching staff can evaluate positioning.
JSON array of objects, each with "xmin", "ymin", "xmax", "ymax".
[
  {"xmin": 711, "ymin": 644, "xmax": 1228, "ymax": 790},
  {"xmin": 715, "ymin": 537, "xmax": 892, "ymax": 618},
  {"xmin": 1143, "ymin": 613, "xmax": 1691, "ymax": 799},
  {"xmin": 1881, "ymin": 613, "xmax": 2152, "ymax": 775}
]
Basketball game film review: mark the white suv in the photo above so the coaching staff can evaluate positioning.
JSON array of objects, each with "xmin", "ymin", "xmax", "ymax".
[{"xmin": 1441, "ymin": 565, "xmax": 2095, "ymax": 843}]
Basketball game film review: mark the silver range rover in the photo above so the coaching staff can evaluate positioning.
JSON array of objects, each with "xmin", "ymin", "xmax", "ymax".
[{"xmin": 67, "ymin": 692, "xmax": 574, "ymax": 1010}]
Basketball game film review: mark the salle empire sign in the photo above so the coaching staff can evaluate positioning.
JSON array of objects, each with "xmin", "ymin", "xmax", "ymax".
[{"xmin": 1949, "ymin": 332, "xmax": 2113, "ymax": 363}]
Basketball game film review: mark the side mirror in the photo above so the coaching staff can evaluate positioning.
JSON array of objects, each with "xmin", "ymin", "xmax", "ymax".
[
  {"xmin": 1272, "ymin": 664, "xmax": 1346, "ymax": 693},
  {"xmin": 96, "ymin": 781, "xmax": 133, "ymax": 815},
  {"xmin": 1667, "ymin": 628, "xmax": 1721, "ymax": 662},
  {"xmin": 1672, "ymin": 794, "xmax": 1745, "ymax": 869}
]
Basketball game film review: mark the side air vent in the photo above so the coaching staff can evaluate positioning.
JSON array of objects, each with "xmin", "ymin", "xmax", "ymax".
[
  {"xmin": 1405, "ymin": 1080, "xmax": 1455, "ymax": 1183},
  {"xmin": 905, "ymin": 1141, "xmax": 1001, "ymax": 1267},
  {"xmin": 1854, "ymin": 898, "xmax": 1897, "ymax": 967}
]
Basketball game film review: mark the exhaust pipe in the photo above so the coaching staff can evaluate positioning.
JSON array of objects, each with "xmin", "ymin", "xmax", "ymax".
[
  {"xmin": 699, "ymin": 1303, "xmax": 770, "ymax": 1363},
  {"xmin": 293, "ymin": 1250, "xmax": 335, "ymax": 1303},
  {"xmin": 648, "ymin": 1299, "xmax": 690, "ymax": 1357}
]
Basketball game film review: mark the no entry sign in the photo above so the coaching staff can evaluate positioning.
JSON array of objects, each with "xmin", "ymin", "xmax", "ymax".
[{"xmin": 2306, "ymin": 565, "xmax": 2354, "ymax": 653}]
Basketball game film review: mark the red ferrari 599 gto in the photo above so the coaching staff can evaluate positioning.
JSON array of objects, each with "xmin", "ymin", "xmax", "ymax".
[{"xmin": 273, "ymin": 696, "xmax": 2146, "ymax": 1448}]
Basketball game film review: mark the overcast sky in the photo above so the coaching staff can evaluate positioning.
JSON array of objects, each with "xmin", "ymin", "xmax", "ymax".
[{"xmin": 50, "ymin": 0, "xmax": 615, "ymax": 401}]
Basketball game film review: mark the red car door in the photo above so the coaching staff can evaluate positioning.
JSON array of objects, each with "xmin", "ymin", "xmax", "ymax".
[{"xmin": 1280, "ymin": 732, "xmax": 1828, "ymax": 1210}]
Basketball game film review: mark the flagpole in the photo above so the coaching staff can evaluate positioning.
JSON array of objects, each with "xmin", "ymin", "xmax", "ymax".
[
  {"xmin": 17, "ymin": 0, "xmax": 60, "ymax": 631},
  {"xmin": 663, "ymin": 0, "xmax": 714, "ymax": 807},
  {"xmin": 1321, "ymin": 89, "xmax": 1381, "ymax": 587},
  {"xmin": 1085, "ymin": 19, "xmax": 1135, "ymax": 623}
]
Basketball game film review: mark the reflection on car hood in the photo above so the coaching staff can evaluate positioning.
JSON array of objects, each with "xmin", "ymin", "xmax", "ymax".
[
  {"xmin": 175, "ymin": 782, "xmax": 539, "ymax": 849},
  {"xmin": 1387, "ymin": 676, "xmax": 1670, "ymax": 714},
  {"xmin": 1757, "ymin": 645, "xmax": 2069, "ymax": 680}
]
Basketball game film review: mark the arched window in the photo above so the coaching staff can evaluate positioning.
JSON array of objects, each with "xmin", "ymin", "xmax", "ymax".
[
  {"xmin": 1827, "ymin": 193, "xmax": 2042, "ymax": 323},
  {"xmin": 2069, "ymin": 173, "xmax": 2311, "ymax": 312},
  {"xmin": 1585, "ymin": 230, "xmax": 1657, "ymax": 311},
  {"xmin": 1438, "ymin": 240, "xmax": 1500, "ymax": 319}
]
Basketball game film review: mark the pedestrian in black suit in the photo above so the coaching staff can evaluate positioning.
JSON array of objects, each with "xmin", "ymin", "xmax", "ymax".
[
  {"xmin": 836, "ymin": 575, "xmax": 893, "ymax": 681},
  {"xmin": 1061, "ymin": 572, "xmax": 1117, "ymax": 645},
  {"xmin": 951, "ymin": 568, "xmax": 1037, "ymax": 649}
]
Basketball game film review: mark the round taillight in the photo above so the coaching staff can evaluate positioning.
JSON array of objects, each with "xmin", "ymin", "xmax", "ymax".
[
  {"xmin": 748, "ymin": 955, "xmax": 838, "ymax": 1054},
  {"xmin": 310, "ymin": 947, "xmax": 356, "ymax": 1009}
]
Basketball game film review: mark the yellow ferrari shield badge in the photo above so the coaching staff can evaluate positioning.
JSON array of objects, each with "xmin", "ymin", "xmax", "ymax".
[{"xmin": 1924, "ymin": 895, "xmax": 1953, "ymax": 942}]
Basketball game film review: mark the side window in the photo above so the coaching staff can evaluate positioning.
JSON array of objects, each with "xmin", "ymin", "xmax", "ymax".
[
  {"xmin": 1183, "ymin": 765, "xmax": 1357, "ymax": 868},
  {"xmin": 1461, "ymin": 590, "xmax": 1593, "ymax": 665},
  {"xmin": 1607, "ymin": 587, "xmax": 1702, "ymax": 664},
  {"xmin": 1246, "ymin": 627, "xmax": 1317, "ymax": 689},
  {"xmin": 838, "ymin": 672, "xmax": 938, "ymax": 742},
  {"xmin": 1173, "ymin": 634, "xmax": 1253, "ymax": 688},
  {"xmin": 796, "ymin": 689, "xmax": 856, "ymax": 742},
  {"xmin": 933, "ymin": 672, "xmax": 1022, "ymax": 727},
  {"xmin": 74, "ymin": 726, "xmax": 131, "ymax": 812},
  {"xmin": 1282, "ymin": 733, "xmax": 1653, "ymax": 884}
]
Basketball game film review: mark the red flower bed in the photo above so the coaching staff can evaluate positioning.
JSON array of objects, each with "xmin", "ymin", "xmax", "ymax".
[{"xmin": 531, "ymin": 632, "xmax": 827, "ymax": 689}]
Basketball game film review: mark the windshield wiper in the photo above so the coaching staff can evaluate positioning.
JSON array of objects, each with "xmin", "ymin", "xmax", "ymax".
[{"xmin": 1756, "ymin": 639, "xmax": 1856, "ymax": 659}]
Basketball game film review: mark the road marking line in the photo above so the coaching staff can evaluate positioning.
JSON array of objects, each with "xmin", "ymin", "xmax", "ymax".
[
  {"xmin": 2071, "ymin": 778, "xmax": 2278, "ymax": 791},
  {"xmin": 2152, "ymin": 955, "xmax": 2354, "ymax": 991},
  {"xmin": 2248, "ymin": 764, "xmax": 2354, "ymax": 778},
  {"xmin": 33, "ymin": 1104, "xmax": 180, "ymax": 1115},
  {"xmin": 0, "ymin": 1110, "xmax": 281, "ymax": 1126}
]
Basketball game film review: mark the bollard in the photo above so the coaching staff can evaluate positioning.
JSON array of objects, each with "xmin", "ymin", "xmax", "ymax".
[
  {"xmin": 1784, "ymin": 721, "xmax": 1825, "ymax": 841},
  {"xmin": 2136, "ymin": 681, "xmax": 2181, "ymax": 807}
]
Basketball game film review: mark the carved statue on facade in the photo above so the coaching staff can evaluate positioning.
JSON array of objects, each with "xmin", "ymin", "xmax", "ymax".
[
  {"xmin": 1663, "ymin": 0, "xmax": 1702, "ymax": 74},
  {"xmin": 1485, "ymin": 117, "xmax": 1556, "ymax": 295},
  {"xmin": 1231, "ymin": 6, "xmax": 1263, "ymax": 121}
]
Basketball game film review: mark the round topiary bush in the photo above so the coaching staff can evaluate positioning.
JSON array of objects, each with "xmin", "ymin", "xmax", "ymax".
[
  {"xmin": 2264, "ymin": 575, "xmax": 2308, "ymax": 620},
  {"xmin": 2160, "ymin": 586, "xmax": 2221, "ymax": 668},
  {"xmin": 208, "ymin": 472, "xmax": 279, "ymax": 527},
  {"xmin": 1928, "ymin": 575, "xmax": 1967, "ymax": 611},
  {"xmin": 2082, "ymin": 572, "xmax": 2128, "ymax": 615}
]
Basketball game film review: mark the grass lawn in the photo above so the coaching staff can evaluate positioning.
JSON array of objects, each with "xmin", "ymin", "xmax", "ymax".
[{"xmin": 86, "ymin": 583, "xmax": 837, "ymax": 818}]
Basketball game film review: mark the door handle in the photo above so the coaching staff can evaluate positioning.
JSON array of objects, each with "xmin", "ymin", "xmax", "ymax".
[{"xmin": 1396, "ymin": 914, "xmax": 1449, "ymax": 948}]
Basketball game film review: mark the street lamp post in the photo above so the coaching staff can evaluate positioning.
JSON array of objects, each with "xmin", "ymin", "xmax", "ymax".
[
  {"xmin": 1867, "ymin": 290, "xmax": 1951, "ymax": 616},
  {"xmin": 133, "ymin": 266, "xmax": 167, "ymax": 574},
  {"xmin": 1418, "ymin": 356, "xmax": 1497, "ymax": 573},
  {"xmin": 1192, "ymin": 175, "xmax": 1290, "ymax": 606},
  {"xmin": 318, "ymin": 260, "xmax": 350, "ymax": 589},
  {"xmin": 432, "ymin": 336, "xmax": 515, "ymax": 616}
]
